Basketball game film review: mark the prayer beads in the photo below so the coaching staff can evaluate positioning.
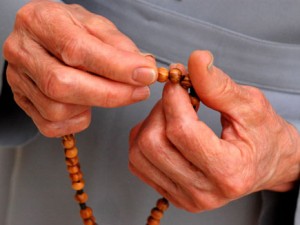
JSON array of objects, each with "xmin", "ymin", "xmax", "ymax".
[
  {"xmin": 62, "ymin": 134, "xmax": 98, "ymax": 225},
  {"xmin": 61, "ymin": 66, "xmax": 199, "ymax": 225}
]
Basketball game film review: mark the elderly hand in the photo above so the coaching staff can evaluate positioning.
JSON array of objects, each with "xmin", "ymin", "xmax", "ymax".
[
  {"xmin": 129, "ymin": 50, "xmax": 300, "ymax": 212},
  {"xmin": 3, "ymin": 0, "xmax": 156, "ymax": 137}
]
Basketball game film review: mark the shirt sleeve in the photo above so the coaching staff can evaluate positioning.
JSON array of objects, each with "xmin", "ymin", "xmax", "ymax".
[{"xmin": 0, "ymin": 0, "xmax": 40, "ymax": 148}]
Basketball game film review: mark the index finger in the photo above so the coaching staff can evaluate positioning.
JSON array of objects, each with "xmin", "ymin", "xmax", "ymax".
[
  {"xmin": 20, "ymin": 1, "xmax": 157, "ymax": 85},
  {"xmin": 162, "ymin": 83, "xmax": 241, "ymax": 175}
]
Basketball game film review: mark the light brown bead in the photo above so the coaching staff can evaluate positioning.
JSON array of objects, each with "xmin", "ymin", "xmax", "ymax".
[
  {"xmin": 151, "ymin": 207, "xmax": 164, "ymax": 220},
  {"xmin": 180, "ymin": 75, "xmax": 192, "ymax": 89},
  {"xmin": 156, "ymin": 198, "xmax": 169, "ymax": 212},
  {"xmin": 62, "ymin": 135, "xmax": 76, "ymax": 149},
  {"xmin": 67, "ymin": 165, "xmax": 80, "ymax": 174},
  {"xmin": 147, "ymin": 216, "xmax": 160, "ymax": 225},
  {"xmin": 157, "ymin": 67, "xmax": 169, "ymax": 83},
  {"xmin": 65, "ymin": 147, "xmax": 78, "ymax": 158},
  {"xmin": 75, "ymin": 192, "xmax": 88, "ymax": 203},
  {"xmin": 65, "ymin": 156, "xmax": 79, "ymax": 166},
  {"xmin": 83, "ymin": 219, "xmax": 94, "ymax": 225},
  {"xmin": 72, "ymin": 180, "xmax": 85, "ymax": 190},
  {"xmin": 80, "ymin": 207, "xmax": 93, "ymax": 220},
  {"xmin": 90, "ymin": 216, "xmax": 96, "ymax": 222},
  {"xmin": 70, "ymin": 172, "xmax": 83, "ymax": 182},
  {"xmin": 169, "ymin": 68, "xmax": 182, "ymax": 83}
]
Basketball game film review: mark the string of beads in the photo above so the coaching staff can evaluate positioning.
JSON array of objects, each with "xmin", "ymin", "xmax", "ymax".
[{"xmin": 61, "ymin": 66, "xmax": 200, "ymax": 225}]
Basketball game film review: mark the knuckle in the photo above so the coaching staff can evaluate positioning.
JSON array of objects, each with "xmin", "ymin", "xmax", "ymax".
[
  {"xmin": 217, "ymin": 74, "xmax": 238, "ymax": 98},
  {"xmin": 60, "ymin": 37, "xmax": 85, "ymax": 67},
  {"xmin": 247, "ymin": 86, "xmax": 269, "ymax": 111},
  {"xmin": 166, "ymin": 119, "xmax": 189, "ymax": 141},
  {"xmin": 38, "ymin": 110, "xmax": 91, "ymax": 138},
  {"xmin": 15, "ymin": 3, "xmax": 35, "ymax": 27},
  {"xmin": 5, "ymin": 66, "xmax": 18, "ymax": 87},
  {"xmin": 3, "ymin": 35, "xmax": 17, "ymax": 61},
  {"xmin": 40, "ymin": 104, "xmax": 70, "ymax": 122},
  {"xmin": 38, "ymin": 124, "xmax": 57, "ymax": 138},
  {"xmin": 68, "ymin": 3, "xmax": 85, "ymax": 10},
  {"xmin": 186, "ymin": 190, "xmax": 224, "ymax": 212},
  {"xmin": 136, "ymin": 128, "xmax": 157, "ymax": 152},
  {"xmin": 77, "ymin": 110, "xmax": 92, "ymax": 131},
  {"xmin": 219, "ymin": 176, "xmax": 252, "ymax": 199},
  {"xmin": 42, "ymin": 68, "xmax": 72, "ymax": 100}
]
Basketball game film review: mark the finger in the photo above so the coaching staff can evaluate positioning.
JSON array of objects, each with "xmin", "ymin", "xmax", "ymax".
[
  {"xmin": 7, "ymin": 65, "xmax": 89, "ymax": 121},
  {"xmin": 134, "ymin": 100, "xmax": 211, "ymax": 192},
  {"xmin": 19, "ymin": 1, "xmax": 157, "ymax": 85},
  {"xmin": 7, "ymin": 36, "xmax": 150, "ymax": 107},
  {"xmin": 268, "ymin": 182, "xmax": 296, "ymax": 192},
  {"xmin": 13, "ymin": 93, "xmax": 91, "ymax": 137},
  {"xmin": 67, "ymin": 4, "xmax": 141, "ymax": 53},
  {"xmin": 129, "ymin": 162, "xmax": 184, "ymax": 210},
  {"xmin": 162, "ymin": 82, "xmax": 199, "ymax": 122},
  {"xmin": 129, "ymin": 120, "xmax": 144, "ymax": 147},
  {"xmin": 188, "ymin": 50, "xmax": 252, "ymax": 115},
  {"xmin": 130, "ymin": 101, "xmax": 222, "ymax": 211},
  {"xmin": 129, "ymin": 142, "xmax": 196, "ymax": 211},
  {"xmin": 162, "ymin": 83, "xmax": 243, "ymax": 178}
]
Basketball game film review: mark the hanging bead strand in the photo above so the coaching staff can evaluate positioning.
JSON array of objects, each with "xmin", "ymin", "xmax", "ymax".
[
  {"xmin": 62, "ymin": 134, "xmax": 98, "ymax": 225},
  {"xmin": 61, "ymin": 65, "xmax": 200, "ymax": 225}
]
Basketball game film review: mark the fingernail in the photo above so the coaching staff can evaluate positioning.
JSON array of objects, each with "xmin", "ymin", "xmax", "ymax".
[
  {"xmin": 132, "ymin": 86, "xmax": 150, "ymax": 101},
  {"xmin": 140, "ymin": 52, "xmax": 156, "ymax": 60},
  {"xmin": 207, "ymin": 51, "xmax": 214, "ymax": 71},
  {"xmin": 133, "ymin": 68, "xmax": 157, "ymax": 85}
]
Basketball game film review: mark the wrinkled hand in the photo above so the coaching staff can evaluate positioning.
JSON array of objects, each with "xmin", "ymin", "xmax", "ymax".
[
  {"xmin": 3, "ymin": 0, "xmax": 156, "ymax": 137},
  {"xmin": 129, "ymin": 50, "xmax": 300, "ymax": 212}
]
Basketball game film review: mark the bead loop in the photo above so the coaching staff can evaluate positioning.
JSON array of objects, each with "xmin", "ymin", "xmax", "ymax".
[{"xmin": 61, "ymin": 63, "xmax": 199, "ymax": 225}]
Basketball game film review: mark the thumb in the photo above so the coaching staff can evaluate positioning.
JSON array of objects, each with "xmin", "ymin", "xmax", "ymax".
[{"xmin": 188, "ymin": 50, "xmax": 249, "ymax": 114}]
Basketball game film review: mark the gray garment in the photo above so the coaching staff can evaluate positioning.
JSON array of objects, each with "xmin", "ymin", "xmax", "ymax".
[
  {"xmin": 1, "ymin": 0, "xmax": 300, "ymax": 225},
  {"xmin": 0, "ymin": 0, "xmax": 38, "ymax": 147}
]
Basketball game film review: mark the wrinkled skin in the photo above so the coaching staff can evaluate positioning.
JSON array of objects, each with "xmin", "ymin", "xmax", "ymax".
[
  {"xmin": 3, "ymin": 0, "xmax": 300, "ymax": 214},
  {"xmin": 129, "ymin": 50, "xmax": 300, "ymax": 212},
  {"xmin": 3, "ymin": 0, "xmax": 157, "ymax": 137}
]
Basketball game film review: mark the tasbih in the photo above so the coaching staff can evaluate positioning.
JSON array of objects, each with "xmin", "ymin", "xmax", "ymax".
[{"xmin": 61, "ymin": 66, "xmax": 200, "ymax": 225}]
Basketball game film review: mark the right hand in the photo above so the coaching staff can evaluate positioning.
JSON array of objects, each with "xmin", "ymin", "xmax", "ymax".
[{"xmin": 3, "ymin": 0, "xmax": 157, "ymax": 137}]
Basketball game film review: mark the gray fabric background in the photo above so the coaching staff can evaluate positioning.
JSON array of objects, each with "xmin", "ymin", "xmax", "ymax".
[{"xmin": 1, "ymin": 0, "xmax": 300, "ymax": 225}]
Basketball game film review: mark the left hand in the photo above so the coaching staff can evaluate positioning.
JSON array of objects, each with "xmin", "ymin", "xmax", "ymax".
[{"xmin": 129, "ymin": 50, "xmax": 300, "ymax": 212}]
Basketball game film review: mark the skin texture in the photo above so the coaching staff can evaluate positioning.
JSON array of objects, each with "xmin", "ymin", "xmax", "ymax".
[
  {"xmin": 129, "ymin": 50, "xmax": 300, "ymax": 212},
  {"xmin": 3, "ymin": 1, "xmax": 300, "ymax": 213},
  {"xmin": 3, "ymin": 0, "xmax": 157, "ymax": 137}
]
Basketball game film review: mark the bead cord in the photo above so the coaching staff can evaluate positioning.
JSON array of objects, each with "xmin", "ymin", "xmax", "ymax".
[{"xmin": 61, "ymin": 66, "xmax": 199, "ymax": 225}]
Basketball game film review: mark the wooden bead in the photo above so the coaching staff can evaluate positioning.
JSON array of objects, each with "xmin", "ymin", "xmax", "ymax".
[
  {"xmin": 83, "ymin": 219, "xmax": 94, "ymax": 225},
  {"xmin": 65, "ymin": 147, "xmax": 78, "ymax": 158},
  {"xmin": 67, "ymin": 165, "xmax": 80, "ymax": 174},
  {"xmin": 180, "ymin": 75, "xmax": 192, "ymax": 89},
  {"xmin": 157, "ymin": 67, "xmax": 169, "ymax": 83},
  {"xmin": 70, "ymin": 172, "xmax": 83, "ymax": 182},
  {"xmin": 72, "ymin": 180, "xmax": 85, "ymax": 190},
  {"xmin": 190, "ymin": 95, "xmax": 200, "ymax": 110},
  {"xmin": 151, "ymin": 207, "xmax": 164, "ymax": 220},
  {"xmin": 156, "ymin": 198, "xmax": 169, "ymax": 212},
  {"xmin": 80, "ymin": 207, "xmax": 93, "ymax": 219},
  {"xmin": 65, "ymin": 156, "xmax": 79, "ymax": 166},
  {"xmin": 147, "ymin": 216, "xmax": 160, "ymax": 225},
  {"xmin": 169, "ymin": 68, "xmax": 182, "ymax": 83},
  {"xmin": 75, "ymin": 192, "xmax": 88, "ymax": 203},
  {"xmin": 62, "ymin": 135, "xmax": 75, "ymax": 149}
]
